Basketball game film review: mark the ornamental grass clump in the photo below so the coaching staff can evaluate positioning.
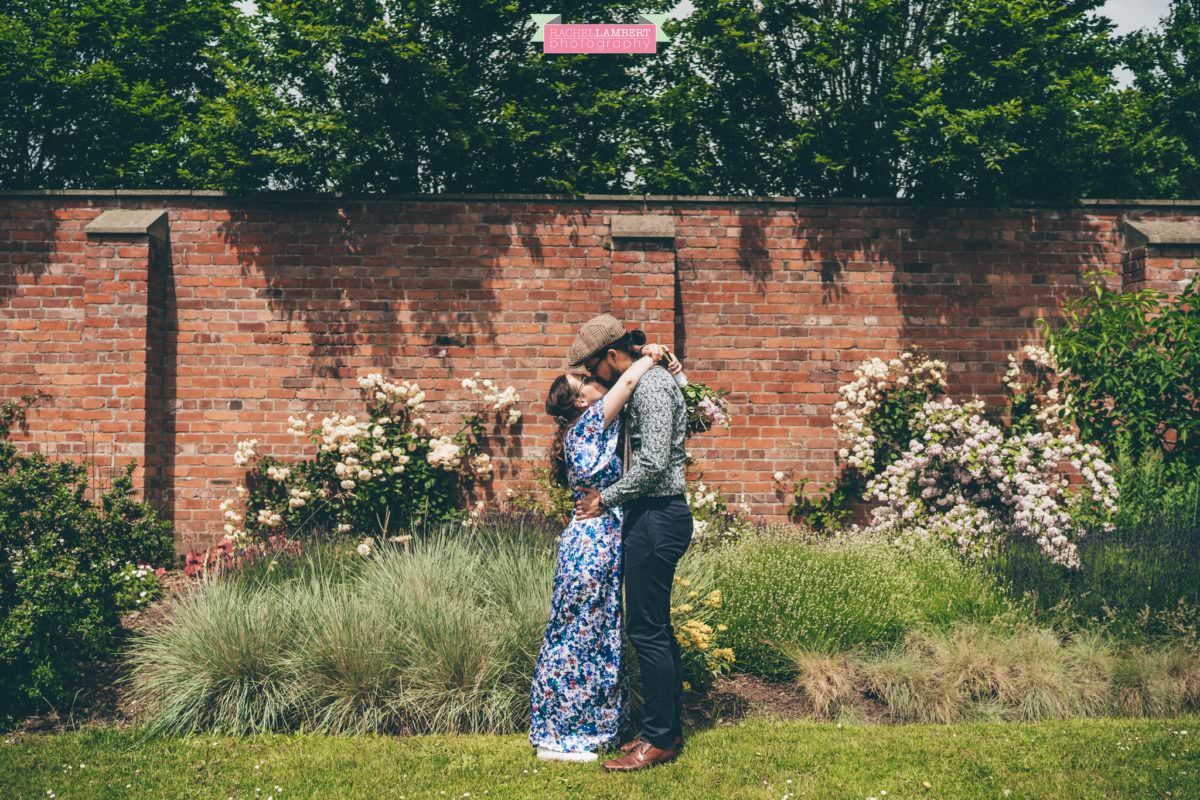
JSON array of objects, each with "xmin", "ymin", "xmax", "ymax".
[
  {"xmin": 853, "ymin": 624, "xmax": 1199, "ymax": 723},
  {"xmin": 129, "ymin": 523, "xmax": 733, "ymax": 735},
  {"xmin": 127, "ymin": 577, "xmax": 302, "ymax": 735},
  {"xmin": 780, "ymin": 649, "xmax": 858, "ymax": 720},
  {"xmin": 129, "ymin": 530, "xmax": 553, "ymax": 736}
]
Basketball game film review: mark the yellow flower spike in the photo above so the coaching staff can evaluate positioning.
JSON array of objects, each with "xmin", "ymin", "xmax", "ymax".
[
  {"xmin": 717, "ymin": 624, "xmax": 729, "ymax": 632},
  {"xmin": 686, "ymin": 590, "xmax": 699, "ymax": 599},
  {"xmin": 678, "ymin": 603, "xmax": 694, "ymax": 614},
  {"xmin": 680, "ymin": 579, "xmax": 691, "ymax": 588}
]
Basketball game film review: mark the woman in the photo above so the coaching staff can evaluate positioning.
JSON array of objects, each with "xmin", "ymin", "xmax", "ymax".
[{"xmin": 529, "ymin": 334, "xmax": 681, "ymax": 762}]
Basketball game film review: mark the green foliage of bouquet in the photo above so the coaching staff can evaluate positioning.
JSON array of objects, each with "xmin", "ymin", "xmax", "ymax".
[{"xmin": 680, "ymin": 381, "xmax": 731, "ymax": 437}]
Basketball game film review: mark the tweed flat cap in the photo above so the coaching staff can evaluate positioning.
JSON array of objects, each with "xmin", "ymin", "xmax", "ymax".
[{"xmin": 568, "ymin": 314, "xmax": 627, "ymax": 367}]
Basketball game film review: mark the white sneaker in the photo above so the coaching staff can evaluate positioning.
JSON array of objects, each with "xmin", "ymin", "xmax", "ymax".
[{"xmin": 536, "ymin": 747, "xmax": 598, "ymax": 763}]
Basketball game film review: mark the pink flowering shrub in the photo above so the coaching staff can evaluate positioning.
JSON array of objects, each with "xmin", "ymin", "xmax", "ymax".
[
  {"xmin": 184, "ymin": 533, "xmax": 302, "ymax": 578},
  {"xmin": 834, "ymin": 348, "xmax": 1118, "ymax": 568}
]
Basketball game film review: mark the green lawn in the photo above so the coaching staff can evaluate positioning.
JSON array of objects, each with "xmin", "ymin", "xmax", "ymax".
[{"xmin": 3, "ymin": 718, "xmax": 1198, "ymax": 800}]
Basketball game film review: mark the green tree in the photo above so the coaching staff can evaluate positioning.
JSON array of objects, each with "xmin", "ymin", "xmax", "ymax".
[
  {"xmin": 1119, "ymin": 0, "xmax": 1200, "ymax": 198},
  {"xmin": 200, "ymin": 0, "xmax": 673, "ymax": 193},
  {"xmin": 634, "ymin": 0, "xmax": 1127, "ymax": 201},
  {"xmin": 898, "ymin": 0, "xmax": 1119, "ymax": 202},
  {"xmin": 0, "ymin": 0, "xmax": 234, "ymax": 189},
  {"xmin": 632, "ymin": 0, "xmax": 953, "ymax": 197},
  {"xmin": 2, "ymin": 0, "xmax": 1194, "ymax": 200}
]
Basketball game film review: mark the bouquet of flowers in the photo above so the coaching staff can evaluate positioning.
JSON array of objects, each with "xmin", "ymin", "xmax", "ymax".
[
  {"xmin": 681, "ymin": 382, "xmax": 731, "ymax": 436},
  {"xmin": 657, "ymin": 349, "xmax": 731, "ymax": 436}
]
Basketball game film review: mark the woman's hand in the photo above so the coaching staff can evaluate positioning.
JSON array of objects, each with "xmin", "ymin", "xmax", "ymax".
[
  {"xmin": 645, "ymin": 342, "xmax": 684, "ymax": 374},
  {"xmin": 642, "ymin": 343, "xmax": 669, "ymax": 363}
]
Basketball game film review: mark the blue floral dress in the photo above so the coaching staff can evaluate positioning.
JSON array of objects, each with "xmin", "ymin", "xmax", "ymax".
[{"xmin": 529, "ymin": 397, "xmax": 625, "ymax": 753}]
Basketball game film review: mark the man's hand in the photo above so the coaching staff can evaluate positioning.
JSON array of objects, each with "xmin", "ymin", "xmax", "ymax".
[{"xmin": 574, "ymin": 487, "xmax": 603, "ymax": 520}]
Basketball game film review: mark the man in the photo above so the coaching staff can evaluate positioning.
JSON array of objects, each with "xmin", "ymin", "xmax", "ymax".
[{"xmin": 568, "ymin": 313, "xmax": 693, "ymax": 773}]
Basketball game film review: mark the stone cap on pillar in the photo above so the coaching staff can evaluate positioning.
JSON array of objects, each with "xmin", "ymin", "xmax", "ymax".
[
  {"xmin": 1123, "ymin": 219, "xmax": 1200, "ymax": 248},
  {"xmin": 610, "ymin": 214, "xmax": 675, "ymax": 240},
  {"xmin": 85, "ymin": 209, "xmax": 169, "ymax": 240}
]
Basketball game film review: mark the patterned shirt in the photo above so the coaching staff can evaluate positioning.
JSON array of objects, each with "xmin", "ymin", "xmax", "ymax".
[{"xmin": 599, "ymin": 365, "xmax": 687, "ymax": 510}]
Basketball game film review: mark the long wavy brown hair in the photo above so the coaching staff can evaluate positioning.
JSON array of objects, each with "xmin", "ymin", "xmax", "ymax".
[{"xmin": 545, "ymin": 374, "xmax": 584, "ymax": 488}]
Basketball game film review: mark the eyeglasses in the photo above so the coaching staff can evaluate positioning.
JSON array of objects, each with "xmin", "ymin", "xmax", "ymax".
[{"xmin": 583, "ymin": 355, "xmax": 603, "ymax": 373}]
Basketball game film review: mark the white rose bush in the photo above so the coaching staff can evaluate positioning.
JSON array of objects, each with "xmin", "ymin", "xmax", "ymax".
[
  {"xmin": 219, "ymin": 371, "xmax": 521, "ymax": 547},
  {"xmin": 685, "ymin": 479, "xmax": 758, "ymax": 546},
  {"xmin": 833, "ymin": 348, "xmax": 1118, "ymax": 569}
]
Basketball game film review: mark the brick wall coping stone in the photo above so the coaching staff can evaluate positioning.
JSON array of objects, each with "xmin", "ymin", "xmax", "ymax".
[
  {"xmin": 84, "ymin": 208, "xmax": 169, "ymax": 238},
  {"xmin": 610, "ymin": 214, "xmax": 675, "ymax": 238},
  {"xmin": 1123, "ymin": 219, "xmax": 1200, "ymax": 247},
  {"xmin": 2, "ymin": 189, "xmax": 1200, "ymax": 209}
]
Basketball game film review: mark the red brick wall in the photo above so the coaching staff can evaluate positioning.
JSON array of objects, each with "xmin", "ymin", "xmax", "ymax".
[{"xmin": 1, "ymin": 194, "xmax": 1197, "ymax": 551}]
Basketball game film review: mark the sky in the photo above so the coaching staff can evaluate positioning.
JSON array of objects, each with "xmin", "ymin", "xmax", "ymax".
[
  {"xmin": 237, "ymin": 0, "xmax": 1175, "ymax": 33},
  {"xmin": 668, "ymin": 0, "xmax": 1173, "ymax": 33},
  {"xmin": 1094, "ymin": 0, "xmax": 1174, "ymax": 33}
]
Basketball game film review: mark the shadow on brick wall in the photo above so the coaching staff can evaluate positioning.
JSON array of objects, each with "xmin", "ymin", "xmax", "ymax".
[
  {"xmin": 0, "ymin": 205, "xmax": 60, "ymax": 426},
  {"xmin": 145, "ymin": 233, "xmax": 177, "ymax": 524},
  {"xmin": 216, "ymin": 200, "xmax": 509, "ymax": 378},
  {"xmin": 210, "ymin": 200, "xmax": 553, "ymax": 503},
  {"xmin": 889, "ymin": 206, "xmax": 1110, "ymax": 402},
  {"xmin": 0, "ymin": 205, "xmax": 57, "ymax": 302}
]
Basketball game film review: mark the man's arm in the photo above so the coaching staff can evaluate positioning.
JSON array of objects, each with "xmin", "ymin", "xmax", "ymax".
[{"xmin": 598, "ymin": 368, "xmax": 677, "ymax": 510}]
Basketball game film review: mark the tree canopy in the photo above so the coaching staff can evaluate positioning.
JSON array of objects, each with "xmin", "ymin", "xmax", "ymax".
[{"xmin": 1, "ymin": 0, "xmax": 1197, "ymax": 200}]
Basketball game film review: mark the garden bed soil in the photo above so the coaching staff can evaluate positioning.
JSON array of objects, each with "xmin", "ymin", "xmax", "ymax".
[{"xmin": 687, "ymin": 673, "xmax": 894, "ymax": 728}]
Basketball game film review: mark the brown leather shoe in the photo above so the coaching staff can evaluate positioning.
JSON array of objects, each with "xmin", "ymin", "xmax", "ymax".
[
  {"xmin": 602, "ymin": 739, "xmax": 679, "ymax": 772},
  {"xmin": 618, "ymin": 735, "xmax": 683, "ymax": 754}
]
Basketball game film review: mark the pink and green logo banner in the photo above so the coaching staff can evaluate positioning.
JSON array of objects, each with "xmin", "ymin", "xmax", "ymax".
[{"xmin": 530, "ymin": 13, "xmax": 669, "ymax": 54}]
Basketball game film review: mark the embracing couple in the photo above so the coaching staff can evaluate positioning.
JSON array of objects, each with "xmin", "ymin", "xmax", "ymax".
[{"xmin": 528, "ymin": 313, "xmax": 694, "ymax": 772}]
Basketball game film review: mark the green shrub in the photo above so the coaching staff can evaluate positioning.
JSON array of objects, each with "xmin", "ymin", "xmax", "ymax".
[
  {"xmin": 1042, "ymin": 271, "xmax": 1199, "ymax": 469},
  {"xmin": 716, "ymin": 533, "xmax": 1017, "ymax": 679},
  {"xmin": 0, "ymin": 445, "xmax": 174, "ymax": 718}
]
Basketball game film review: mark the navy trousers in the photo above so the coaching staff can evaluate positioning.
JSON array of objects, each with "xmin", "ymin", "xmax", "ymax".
[{"xmin": 621, "ymin": 494, "xmax": 693, "ymax": 750}]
